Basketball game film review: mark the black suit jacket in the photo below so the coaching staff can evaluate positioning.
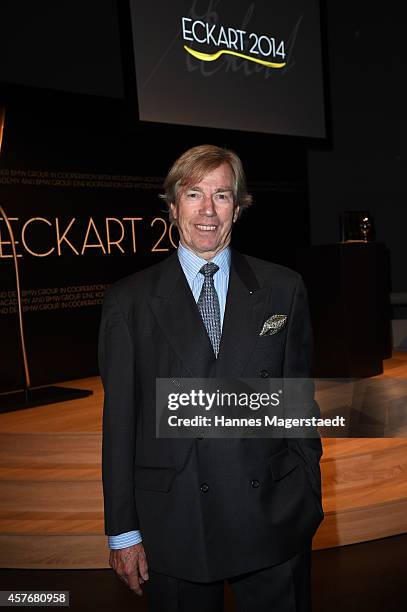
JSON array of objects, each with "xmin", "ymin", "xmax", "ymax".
[{"xmin": 98, "ymin": 249, "xmax": 324, "ymax": 581}]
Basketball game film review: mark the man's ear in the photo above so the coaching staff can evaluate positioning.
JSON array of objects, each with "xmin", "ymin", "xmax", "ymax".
[
  {"xmin": 233, "ymin": 206, "xmax": 240, "ymax": 223},
  {"xmin": 170, "ymin": 202, "xmax": 177, "ymax": 220}
]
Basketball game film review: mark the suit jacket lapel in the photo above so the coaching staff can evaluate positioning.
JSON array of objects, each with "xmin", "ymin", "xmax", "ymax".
[
  {"xmin": 149, "ymin": 252, "xmax": 215, "ymax": 377},
  {"xmin": 149, "ymin": 250, "xmax": 270, "ymax": 378},
  {"xmin": 214, "ymin": 250, "xmax": 270, "ymax": 377}
]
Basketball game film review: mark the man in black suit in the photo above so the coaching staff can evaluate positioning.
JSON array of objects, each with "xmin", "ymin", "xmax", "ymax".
[{"xmin": 98, "ymin": 145, "xmax": 324, "ymax": 611}]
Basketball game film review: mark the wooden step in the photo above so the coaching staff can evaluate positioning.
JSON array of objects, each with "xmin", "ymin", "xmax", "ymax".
[
  {"xmin": 0, "ymin": 511, "xmax": 103, "ymax": 534},
  {"xmin": 0, "ymin": 466, "xmax": 100, "ymax": 481},
  {"xmin": 313, "ymin": 497, "xmax": 407, "ymax": 549},
  {"xmin": 0, "ymin": 535, "xmax": 109, "ymax": 569},
  {"xmin": 0, "ymin": 433, "xmax": 101, "ymax": 466},
  {"xmin": 0, "ymin": 373, "xmax": 406, "ymax": 568},
  {"xmin": 0, "ymin": 480, "xmax": 103, "ymax": 513}
]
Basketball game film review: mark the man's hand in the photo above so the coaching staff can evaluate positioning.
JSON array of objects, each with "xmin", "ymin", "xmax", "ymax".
[{"xmin": 109, "ymin": 543, "xmax": 149, "ymax": 596}]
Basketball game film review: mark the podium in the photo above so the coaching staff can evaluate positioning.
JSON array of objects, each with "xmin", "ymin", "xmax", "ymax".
[{"xmin": 295, "ymin": 243, "xmax": 391, "ymax": 378}]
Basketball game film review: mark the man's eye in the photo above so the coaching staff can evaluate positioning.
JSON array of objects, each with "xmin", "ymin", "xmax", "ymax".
[
  {"xmin": 214, "ymin": 193, "xmax": 231, "ymax": 202},
  {"xmin": 187, "ymin": 192, "xmax": 200, "ymax": 199}
]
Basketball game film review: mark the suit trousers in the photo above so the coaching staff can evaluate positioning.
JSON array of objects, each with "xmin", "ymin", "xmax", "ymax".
[{"xmin": 144, "ymin": 545, "xmax": 312, "ymax": 612}]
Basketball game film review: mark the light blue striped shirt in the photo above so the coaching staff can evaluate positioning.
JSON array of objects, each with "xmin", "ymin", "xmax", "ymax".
[{"xmin": 108, "ymin": 244, "xmax": 231, "ymax": 550}]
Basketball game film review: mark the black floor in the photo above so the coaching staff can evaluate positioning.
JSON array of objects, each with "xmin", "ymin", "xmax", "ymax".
[{"xmin": 0, "ymin": 533, "xmax": 405, "ymax": 611}]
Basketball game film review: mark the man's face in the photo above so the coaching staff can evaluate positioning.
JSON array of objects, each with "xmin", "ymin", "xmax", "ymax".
[{"xmin": 170, "ymin": 162, "xmax": 239, "ymax": 260}]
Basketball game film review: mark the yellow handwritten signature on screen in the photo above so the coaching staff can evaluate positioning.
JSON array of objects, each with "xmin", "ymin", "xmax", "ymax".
[{"xmin": 184, "ymin": 45, "xmax": 286, "ymax": 68}]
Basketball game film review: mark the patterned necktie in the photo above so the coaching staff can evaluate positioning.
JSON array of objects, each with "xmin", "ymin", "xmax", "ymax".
[{"xmin": 197, "ymin": 262, "xmax": 221, "ymax": 357}]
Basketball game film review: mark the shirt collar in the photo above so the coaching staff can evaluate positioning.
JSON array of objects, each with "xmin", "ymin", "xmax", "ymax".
[{"xmin": 177, "ymin": 242, "xmax": 231, "ymax": 285}]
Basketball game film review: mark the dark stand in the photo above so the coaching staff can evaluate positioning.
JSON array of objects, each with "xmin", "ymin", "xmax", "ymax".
[
  {"xmin": 0, "ymin": 385, "xmax": 93, "ymax": 414},
  {"xmin": 295, "ymin": 242, "xmax": 391, "ymax": 378}
]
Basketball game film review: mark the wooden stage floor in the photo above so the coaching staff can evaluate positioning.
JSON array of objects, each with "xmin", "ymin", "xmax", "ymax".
[{"xmin": 0, "ymin": 351, "xmax": 406, "ymax": 568}]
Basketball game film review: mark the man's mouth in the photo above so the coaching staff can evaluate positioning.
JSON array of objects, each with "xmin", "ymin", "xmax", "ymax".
[{"xmin": 195, "ymin": 224, "xmax": 217, "ymax": 232}]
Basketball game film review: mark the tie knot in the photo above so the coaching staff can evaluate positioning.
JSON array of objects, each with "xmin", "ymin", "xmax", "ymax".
[{"xmin": 199, "ymin": 262, "xmax": 219, "ymax": 278}]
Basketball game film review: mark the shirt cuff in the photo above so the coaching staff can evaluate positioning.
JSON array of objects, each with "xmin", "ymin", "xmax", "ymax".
[{"xmin": 107, "ymin": 530, "xmax": 142, "ymax": 549}]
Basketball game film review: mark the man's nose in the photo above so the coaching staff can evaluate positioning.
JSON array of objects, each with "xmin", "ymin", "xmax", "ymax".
[{"xmin": 199, "ymin": 194, "xmax": 216, "ymax": 215}]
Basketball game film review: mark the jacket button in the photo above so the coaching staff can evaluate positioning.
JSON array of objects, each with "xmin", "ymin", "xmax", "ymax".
[
  {"xmin": 200, "ymin": 483, "xmax": 209, "ymax": 493},
  {"xmin": 251, "ymin": 479, "xmax": 260, "ymax": 488},
  {"xmin": 260, "ymin": 370, "xmax": 270, "ymax": 378}
]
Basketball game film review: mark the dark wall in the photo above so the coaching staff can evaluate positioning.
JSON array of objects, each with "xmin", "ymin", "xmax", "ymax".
[
  {"xmin": 0, "ymin": 0, "xmax": 311, "ymax": 390},
  {"xmin": 0, "ymin": 0, "xmax": 124, "ymax": 98},
  {"xmin": 308, "ymin": 3, "xmax": 407, "ymax": 292}
]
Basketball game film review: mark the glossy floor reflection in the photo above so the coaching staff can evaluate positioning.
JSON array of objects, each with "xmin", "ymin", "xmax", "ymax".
[{"xmin": 0, "ymin": 533, "xmax": 405, "ymax": 611}]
